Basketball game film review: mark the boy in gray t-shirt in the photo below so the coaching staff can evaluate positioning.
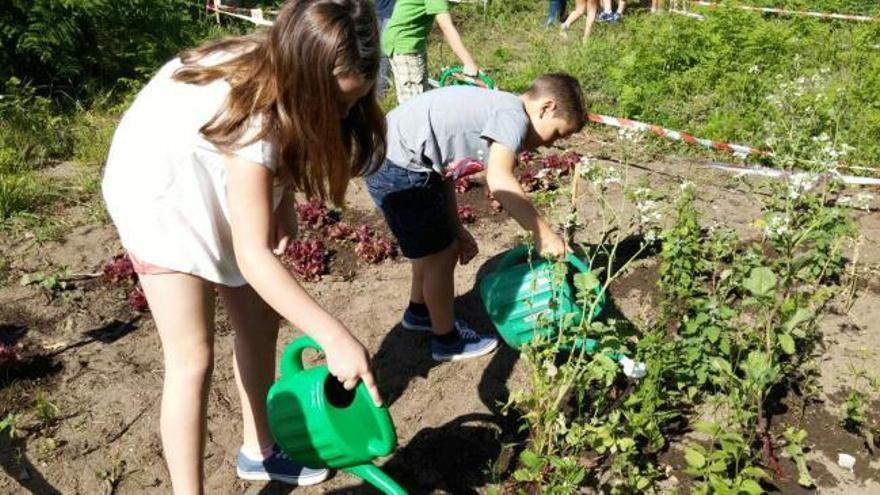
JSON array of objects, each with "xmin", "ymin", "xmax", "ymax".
[{"xmin": 366, "ymin": 74, "xmax": 587, "ymax": 362}]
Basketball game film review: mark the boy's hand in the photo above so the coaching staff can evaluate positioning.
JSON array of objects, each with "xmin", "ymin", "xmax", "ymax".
[
  {"xmin": 457, "ymin": 227, "xmax": 478, "ymax": 265},
  {"xmin": 537, "ymin": 230, "xmax": 567, "ymax": 259}
]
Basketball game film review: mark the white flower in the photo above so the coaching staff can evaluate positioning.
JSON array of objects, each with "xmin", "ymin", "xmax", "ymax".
[
  {"xmin": 765, "ymin": 213, "xmax": 790, "ymax": 238},
  {"xmin": 603, "ymin": 166, "xmax": 622, "ymax": 186},
  {"xmin": 788, "ymin": 172, "xmax": 819, "ymax": 199},
  {"xmin": 636, "ymin": 199, "xmax": 662, "ymax": 225},
  {"xmin": 634, "ymin": 186, "xmax": 651, "ymax": 197},
  {"xmin": 749, "ymin": 65, "xmax": 761, "ymax": 74}
]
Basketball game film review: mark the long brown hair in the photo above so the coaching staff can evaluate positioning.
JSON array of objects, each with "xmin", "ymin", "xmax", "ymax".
[{"xmin": 173, "ymin": 0, "xmax": 385, "ymax": 205}]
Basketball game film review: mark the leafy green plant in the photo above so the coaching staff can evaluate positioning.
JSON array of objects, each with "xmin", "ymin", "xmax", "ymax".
[
  {"xmin": 0, "ymin": 413, "xmax": 21, "ymax": 440},
  {"xmin": 34, "ymin": 389, "xmax": 60, "ymax": 427},
  {"xmin": 20, "ymin": 267, "xmax": 73, "ymax": 294}
]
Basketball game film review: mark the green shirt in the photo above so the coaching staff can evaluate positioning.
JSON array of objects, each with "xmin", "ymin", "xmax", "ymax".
[{"xmin": 381, "ymin": 0, "xmax": 449, "ymax": 56}]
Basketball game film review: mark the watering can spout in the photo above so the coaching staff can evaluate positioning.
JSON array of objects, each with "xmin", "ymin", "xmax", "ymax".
[{"xmin": 344, "ymin": 463, "xmax": 408, "ymax": 495}]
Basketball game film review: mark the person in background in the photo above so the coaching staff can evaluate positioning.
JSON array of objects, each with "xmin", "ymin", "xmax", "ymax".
[
  {"xmin": 609, "ymin": 0, "xmax": 626, "ymax": 21},
  {"xmin": 560, "ymin": 0, "xmax": 599, "ymax": 40},
  {"xmin": 383, "ymin": 0, "xmax": 479, "ymax": 103},
  {"xmin": 545, "ymin": 0, "xmax": 567, "ymax": 27},
  {"xmin": 375, "ymin": 0, "xmax": 395, "ymax": 98}
]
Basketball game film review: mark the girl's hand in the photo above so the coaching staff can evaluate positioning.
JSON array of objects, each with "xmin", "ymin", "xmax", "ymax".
[
  {"xmin": 457, "ymin": 227, "xmax": 478, "ymax": 265},
  {"xmin": 462, "ymin": 63, "xmax": 480, "ymax": 77},
  {"xmin": 323, "ymin": 330, "xmax": 383, "ymax": 406}
]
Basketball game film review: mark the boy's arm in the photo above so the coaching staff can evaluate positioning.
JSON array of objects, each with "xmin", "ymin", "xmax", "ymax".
[
  {"xmin": 485, "ymin": 142, "xmax": 567, "ymax": 257},
  {"xmin": 434, "ymin": 12, "xmax": 478, "ymax": 75}
]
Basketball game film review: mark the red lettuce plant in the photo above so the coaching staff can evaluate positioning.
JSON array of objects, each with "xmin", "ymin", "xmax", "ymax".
[
  {"xmin": 283, "ymin": 239, "xmax": 329, "ymax": 281},
  {"xmin": 541, "ymin": 151, "xmax": 581, "ymax": 175},
  {"xmin": 128, "ymin": 285, "xmax": 149, "ymax": 312},
  {"xmin": 296, "ymin": 201, "xmax": 338, "ymax": 230},
  {"xmin": 103, "ymin": 253, "xmax": 136, "ymax": 282},
  {"xmin": 454, "ymin": 176, "xmax": 474, "ymax": 193}
]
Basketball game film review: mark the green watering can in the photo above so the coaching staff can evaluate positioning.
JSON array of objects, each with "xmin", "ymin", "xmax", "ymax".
[
  {"xmin": 266, "ymin": 336, "xmax": 406, "ymax": 494},
  {"xmin": 438, "ymin": 65, "xmax": 496, "ymax": 89},
  {"xmin": 480, "ymin": 245, "xmax": 605, "ymax": 350}
]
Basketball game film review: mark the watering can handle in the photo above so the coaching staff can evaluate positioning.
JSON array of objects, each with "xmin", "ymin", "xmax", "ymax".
[
  {"xmin": 496, "ymin": 245, "xmax": 591, "ymax": 273},
  {"xmin": 438, "ymin": 66, "xmax": 495, "ymax": 89},
  {"xmin": 344, "ymin": 464, "xmax": 407, "ymax": 495},
  {"xmin": 280, "ymin": 336, "xmax": 323, "ymax": 377}
]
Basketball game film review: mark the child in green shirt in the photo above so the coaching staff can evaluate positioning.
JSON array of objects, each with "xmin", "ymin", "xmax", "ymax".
[{"xmin": 382, "ymin": 0, "xmax": 478, "ymax": 103}]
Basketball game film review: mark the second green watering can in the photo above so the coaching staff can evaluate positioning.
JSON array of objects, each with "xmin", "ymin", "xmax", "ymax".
[
  {"xmin": 480, "ymin": 245, "xmax": 605, "ymax": 350},
  {"xmin": 266, "ymin": 336, "xmax": 405, "ymax": 494}
]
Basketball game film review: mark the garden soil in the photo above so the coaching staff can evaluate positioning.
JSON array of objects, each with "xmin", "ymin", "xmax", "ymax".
[{"xmin": 1, "ymin": 138, "xmax": 878, "ymax": 494}]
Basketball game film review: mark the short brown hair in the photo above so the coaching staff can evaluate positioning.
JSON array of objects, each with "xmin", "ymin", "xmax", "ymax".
[
  {"xmin": 173, "ymin": 0, "xmax": 385, "ymax": 206},
  {"xmin": 524, "ymin": 73, "xmax": 587, "ymax": 131}
]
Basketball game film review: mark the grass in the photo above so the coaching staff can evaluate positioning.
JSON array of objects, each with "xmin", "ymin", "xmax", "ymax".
[{"xmin": 432, "ymin": 1, "xmax": 880, "ymax": 169}]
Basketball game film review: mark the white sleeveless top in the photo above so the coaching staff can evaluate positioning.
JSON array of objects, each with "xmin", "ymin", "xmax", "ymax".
[{"xmin": 102, "ymin": 55, "xmax": 286, "ymax": 287}]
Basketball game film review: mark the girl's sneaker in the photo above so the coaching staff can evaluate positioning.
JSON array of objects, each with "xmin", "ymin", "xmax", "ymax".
[
  {"xmin": 431, "ymin": 320, "xmax": 499, "ymax": 362},
  {"xmin": 611, "ymin": 12, "xmax": 623, "ymax": 22},
  {"xmin": 597, "ymin": 11, "xmax": 614, "ymax": 22},
  {"xmin": 236, "ymin": 445, "xmax": 329, "ymax": 486}
]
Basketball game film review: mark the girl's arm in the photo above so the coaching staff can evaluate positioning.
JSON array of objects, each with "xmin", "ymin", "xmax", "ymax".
[
  {"xmin": 485, "ymin": 142, "xmax": 567, "ymax": 257},
  {"xmin": 224, "ymin": 154, "xmax": 382, "ymax": 405},
  {"xmin": 434, "ymin": 12, "xmax": 478, "ymax": 75}
]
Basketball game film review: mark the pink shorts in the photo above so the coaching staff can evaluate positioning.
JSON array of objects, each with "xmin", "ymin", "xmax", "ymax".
[{"xmin": 127, "ymin": 252, "xmax": 178, "ymax": 276}]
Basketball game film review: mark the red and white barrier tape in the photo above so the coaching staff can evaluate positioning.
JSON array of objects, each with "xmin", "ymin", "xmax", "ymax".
[
  {"xmin": 586, "ymin": 113, "xmax": 768, "ymax": 158},
  {"xmin": 587, "ymin": 113, "xmax": 878, "ymax": 184},
  {"xmin": 691, "ymin": 1, "xmax": 877, "ymax": 22},
  {"xmin": 706, "ymin": 162, "xmax": 880, "ymax": 186}
]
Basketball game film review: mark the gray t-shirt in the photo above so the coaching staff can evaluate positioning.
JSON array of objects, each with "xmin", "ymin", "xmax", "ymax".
[{"xmin": 385, "ymin": 86, "xmax": 530, "ymax": 175}]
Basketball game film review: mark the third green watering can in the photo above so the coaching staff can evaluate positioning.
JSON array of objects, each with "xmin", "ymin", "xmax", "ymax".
[{"xmin": 266, "ymin": 336, "xmax": 405, "ymax": 494}]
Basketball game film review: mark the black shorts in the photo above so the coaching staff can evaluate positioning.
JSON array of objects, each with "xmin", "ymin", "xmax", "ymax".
[{"xmin": 365, "ymin": 160, "xmax": 456, "ymax": 259}]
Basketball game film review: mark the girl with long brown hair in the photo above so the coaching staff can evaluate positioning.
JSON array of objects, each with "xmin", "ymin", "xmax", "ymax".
[{"xmin": 101, "ymin": 0, "xmax": 385, "ymax": 492}]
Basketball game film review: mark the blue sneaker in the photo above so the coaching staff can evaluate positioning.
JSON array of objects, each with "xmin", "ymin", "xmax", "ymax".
[
  {"xmin": 431, "ymin": 320, "xmax": 499, "ymax": 362},
  {"xmin": 401, "ymin": 308, "xmax": 433, "ymax": 332},
  {"xmin": 597, "ymin": 11, "xmax": 614, "ymax": 22},
  {"xmin": 610, "ymin": 12, "xmax": 623, "ymax": 22},
  {"xmin": 236, "ymin": 445, "xmax": 329, "ymax": 486}
]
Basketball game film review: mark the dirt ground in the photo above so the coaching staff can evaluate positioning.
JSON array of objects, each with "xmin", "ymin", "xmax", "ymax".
[{"xmin": 1, "ymin": 136, "xmax": 879, "ymax": 494}]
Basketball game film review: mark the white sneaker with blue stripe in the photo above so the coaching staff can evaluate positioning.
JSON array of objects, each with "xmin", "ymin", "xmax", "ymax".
[
  {"xmin": 236, "ymin": 445, "xmax": 328, "ymax": 486},
  {"xmin": 431, "ymin": 320, "xmax": 499, "ymax": 362}
]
